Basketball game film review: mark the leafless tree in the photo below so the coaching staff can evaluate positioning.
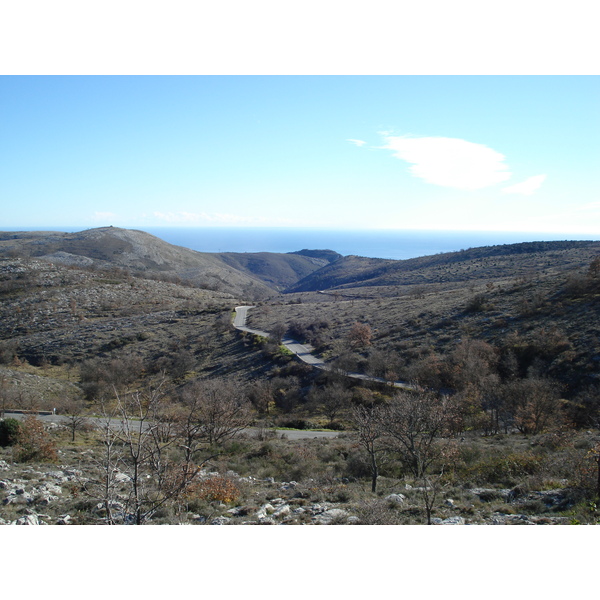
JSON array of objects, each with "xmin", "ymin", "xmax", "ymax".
[
  {"xmin": 178, "ymin": 378, "xmax": 253, "ymax": 446},
  {"xmin": 382, "ymin": 390, "xmax": 457, "ymax": 480},
  {"xmin": 270, "ymin": 322, "xmax": 287, "ymax": 345},
  {"xmin": 311, "ymin": 382, "xmax": 352, "ymax": 427},
  {"xmin": 57, "ymin": 397, "xmax": 90, "ymax": 442},
  {"xmin": 351, "ymin": 403, "xmax": 388, "ymax": 493},
  {"xmin": 85, "ymin": 378, "xmax": 211, "ymax": 524}
]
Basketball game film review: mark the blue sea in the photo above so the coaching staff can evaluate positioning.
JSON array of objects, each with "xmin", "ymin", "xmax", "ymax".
[
  {"xmin": 144, "ymin": 228, "xmax": 600, "ymax": 261},
  {"xmin": 4, "ymin": 226, "xmax": 599, "ymax": 261}
]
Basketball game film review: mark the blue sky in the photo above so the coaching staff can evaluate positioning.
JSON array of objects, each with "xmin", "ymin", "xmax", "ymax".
[{"xmin": 1, "ymin": 75, "xmax": 599, "ymax": 234}]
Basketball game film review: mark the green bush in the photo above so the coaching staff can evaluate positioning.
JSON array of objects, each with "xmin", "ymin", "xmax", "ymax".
[
  {"xmin": 467, "ymin": 451, "xmax": 543, "ymax": 485},
  {"xmin": 0, "ymin": 418, "xmax": 22, "ymax": 447}
]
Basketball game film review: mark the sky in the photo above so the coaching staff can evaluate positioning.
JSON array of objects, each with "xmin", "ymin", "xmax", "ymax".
[
  {"xmin": 1, "ymin": 13, "xmax": 599, "ymax": 238},
  {"xmin": 1, "ymin": 75, "xmax": 598, "ymax": 235}
]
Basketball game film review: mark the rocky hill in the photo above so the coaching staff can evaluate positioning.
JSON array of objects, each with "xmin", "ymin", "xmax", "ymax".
[
  {"xmin": 0, "ymin": 227, "xmax": 339, "ymax": 299},
  {"xmin": 286, "ymin": 240, "xmax": 600, "ymax": 293}
]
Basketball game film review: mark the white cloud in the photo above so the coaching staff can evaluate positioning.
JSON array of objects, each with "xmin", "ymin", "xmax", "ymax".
[
  {"xmin": 381, "ymin": 135, "xmax": 512, "ymax": 190},
  {"xmin": 502, "ymin": 174, "xmax": 547, "ymax": 196},
  {"xmin": 347, "ymin": 139, "xmax": 366, "ymax": 147}
]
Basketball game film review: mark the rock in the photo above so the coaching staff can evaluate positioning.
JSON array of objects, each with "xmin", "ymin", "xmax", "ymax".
[
  {"xmin": 13, "ymin": 514, "xmax": 40, "ymax": 525},
  {"xmin": 386, "ymin": 493, "xmax": 406, "ymax": 504},
  {"xmin": 445, "ymin": 498, "xmax": 455, "ymax": 507},
  {"xmin": 210, "ymin": 516, "xmax": 231, "ymax": 525},
  {"xmin": 272, "ymin": 504, "xmax": 291, "ymax": 518},
  {"xmin": 56, "ymin": 514, "xmax": 71, "ymax": 525},
  {"xmin": 257, "ymin": 503, "xmax": 275, "ymax": 519},
  {"xmin": 313, "ymin": 508, "xmax": 349, "ymax": 524},
  {"xmin": 226, "ymin": 506, "xmax": 247, "ymax": 516},
  {"xmin": 470, "ymin": 488, "xmax": 510, "ymax": 502},
  {"xmin": 439, "ymin": 516, "xmax": 465, "ymax": 525},
  {"xmin": 280, "ymin": 481, "xmax": 298, "ymax": 490},
  {"xmin": 191, "ymin": 514, "xmax": 206, "ymax": 523},
  {"xmin": 3, "ymin": 490, "xmax": 34, "ymax": 505},
  {"xmin": 37, "ymin": 494, "xmax": 59, "ymax": 506}
]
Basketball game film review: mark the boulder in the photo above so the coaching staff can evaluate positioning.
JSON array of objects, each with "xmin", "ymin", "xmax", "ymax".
[
  {"xmin": 386, "ymin": 493, "xmax": 406, "ymax": 504},
  {"xmin": 272, "ymin": 504, "xmax": 291, "ymax": 518},
  {"xmin": 313, "ymin": 508, "xmax": 349, "ymax": 524},
  {"xmin": 13, "ymin": 514, "xmax": 40, "ymax": 525}
]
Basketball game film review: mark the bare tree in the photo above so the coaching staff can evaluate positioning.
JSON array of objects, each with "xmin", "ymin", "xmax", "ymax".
[
  {"xmin": 85, "ymin": 378, "xmax": 210, "ymax": 525},
  {"xmin": 178, "ymin": 378, "xmax": 253, "ymax": 447},
  {"xmin": 503, "ymin": 376, "xmax": 562, "ymax": 434},
  {"xmin": 58, "ymin": 397, "xmax": 89, "ymax": 442},
  {"xmin": 270, "ymin": 322, "xmax": 287, "ymax": 345},
  {"xmin": 351, "ymin": 403, "xmax": 388, "ymax": 493},
  {"xmin": 382, "ymin": 390, "xmax": 457, "ymax": 480},
  {"xmin": 311, "ymin": 382, "xmax": 352, "ymax": 427},
  {"xmin": 381, "ymin": 390, "xmax": 459, "ymax": 524}
]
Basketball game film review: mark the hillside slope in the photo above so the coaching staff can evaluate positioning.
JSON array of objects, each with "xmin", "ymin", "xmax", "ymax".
[
  {"xmin": 0, "ymin": 228, "xmax": 337, "ymax": 299},
  {"xmin": 287, "ymin": 241, "xmax": 600, "ymax": 293}
]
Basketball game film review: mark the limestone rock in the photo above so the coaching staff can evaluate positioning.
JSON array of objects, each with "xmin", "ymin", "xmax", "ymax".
[{"xmin": 386, "ymin": 493, "xmax": 406, "ymax": 504}]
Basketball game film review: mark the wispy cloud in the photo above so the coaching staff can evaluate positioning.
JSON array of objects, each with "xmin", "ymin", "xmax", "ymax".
[
  {"xmin": 347, "ymin": 139, "xmax": 366, "ymax": 147},
  {"xmin": 380, "ymin": 135, "xmax": 512, "ymax": 190},
  {"xmin": 502, "ymin": 174, "xmax": 547, "ymax": 196}
]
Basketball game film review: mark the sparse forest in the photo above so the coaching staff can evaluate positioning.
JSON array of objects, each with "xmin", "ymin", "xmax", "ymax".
[{"xmin": 1, "ymin": 228, "xmax": 600, "ymax": 525}]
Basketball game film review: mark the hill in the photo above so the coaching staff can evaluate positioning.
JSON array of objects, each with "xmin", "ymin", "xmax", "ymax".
[
  {"xmin": 0, "ymin": 227, "xmax": 339, "ymax": 298},
  {"xmin": 286, "ymin": 240, "xmax": 600, "ymax": 293}
]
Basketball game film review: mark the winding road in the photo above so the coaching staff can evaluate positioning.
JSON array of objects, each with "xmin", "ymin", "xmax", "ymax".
[{"xmin": 234, "ymin": 306, "xmax": 415, "ymax": 390}]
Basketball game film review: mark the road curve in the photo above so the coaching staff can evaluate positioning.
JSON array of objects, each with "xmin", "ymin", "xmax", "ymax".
[{"xmin": 233, "ymin": 306, "xmax": 415, "ymax": 390}]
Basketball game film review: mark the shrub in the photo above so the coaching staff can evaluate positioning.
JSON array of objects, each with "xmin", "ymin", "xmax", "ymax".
[
  {"xmin": 0, "ymin": 418, "xmax": 22, "ymax": 447},
  {"xmin": 187, "ymin": 475, "xmax": 241, "ymax": 504},
  {"xmin": 13, "ymin": 415, "xmax": 58, "ymax": 462},
  {"xmin": 467, "ymin": 451, "xmax": 543, "ymax": 485}
]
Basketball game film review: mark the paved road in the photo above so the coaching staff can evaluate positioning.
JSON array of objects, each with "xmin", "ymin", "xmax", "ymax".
[
  {"xmin": 2, "ymin": 411, "xmax": 341, "ymax": 440},
  {"xmin": 233, "ymin": 306, "xmax": 415, "ymax": 390}
]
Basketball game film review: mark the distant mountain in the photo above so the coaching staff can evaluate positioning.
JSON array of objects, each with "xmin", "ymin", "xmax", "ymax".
[
  {"xmin": 0, "ymin": 227, "xmax": 340, "ymax": 298},
  {"xmin": 286, "ymin": 241, "xmax": 600, "ymax": 292}
]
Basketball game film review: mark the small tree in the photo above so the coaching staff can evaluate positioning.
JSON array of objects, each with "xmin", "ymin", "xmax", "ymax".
[
  {"xmin": 352, "ymin": 403, "xmax": 388, "ymax": 493},
  {"xmin": 347, "ymin": 322, "xmax": 372, "ymax": 350},
  {"xmin": 86, "ymin": 378, "xmax": 210, "ymax": 525},
  {"xmin": 58, "ymin": 397, "xmax": 89, "ymax": 442},
  {"xmin": 382, "ymin": 390, "xmax": 458, "ymax": 524},
  {"xmin": 14, "ymin": 415, "xmax": 58, "ymax": 462},
  {"xmin": 271, "ymin": 322, "xmax": 287, "ymax": 345},
  {"xmin": 382, "ymin": 390, "xmax": 456, "ymax": 479},
  {"xmin": 179, "ymin": 378, "xmax": 253, "ymax": 447},
  {"xmin": 311, "ymin": 382, "xmax": 352, "ymax": 427}
]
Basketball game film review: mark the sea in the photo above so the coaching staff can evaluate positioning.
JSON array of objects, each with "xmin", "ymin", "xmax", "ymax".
[
  {"xmin": 141, "ymin": 227, "xmax": 600, "ymax": 261},
  {"xmin": 4, "ymin": 226, "xmax": 599, "ymax": 261}
]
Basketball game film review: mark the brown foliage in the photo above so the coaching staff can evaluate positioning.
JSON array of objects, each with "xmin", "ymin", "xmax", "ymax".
[
  {"xmin": 14, "ymin": 415, "xmax": 58, "ymax": 462},
  {"xmin": 187, "ymin": 475, "xmax": 241, "ymax": 504}
]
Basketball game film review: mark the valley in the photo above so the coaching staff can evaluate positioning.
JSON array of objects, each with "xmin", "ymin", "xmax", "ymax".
[{"xmin": 1, "ymin": 227, "xmax": 600, "ymax": 525}]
